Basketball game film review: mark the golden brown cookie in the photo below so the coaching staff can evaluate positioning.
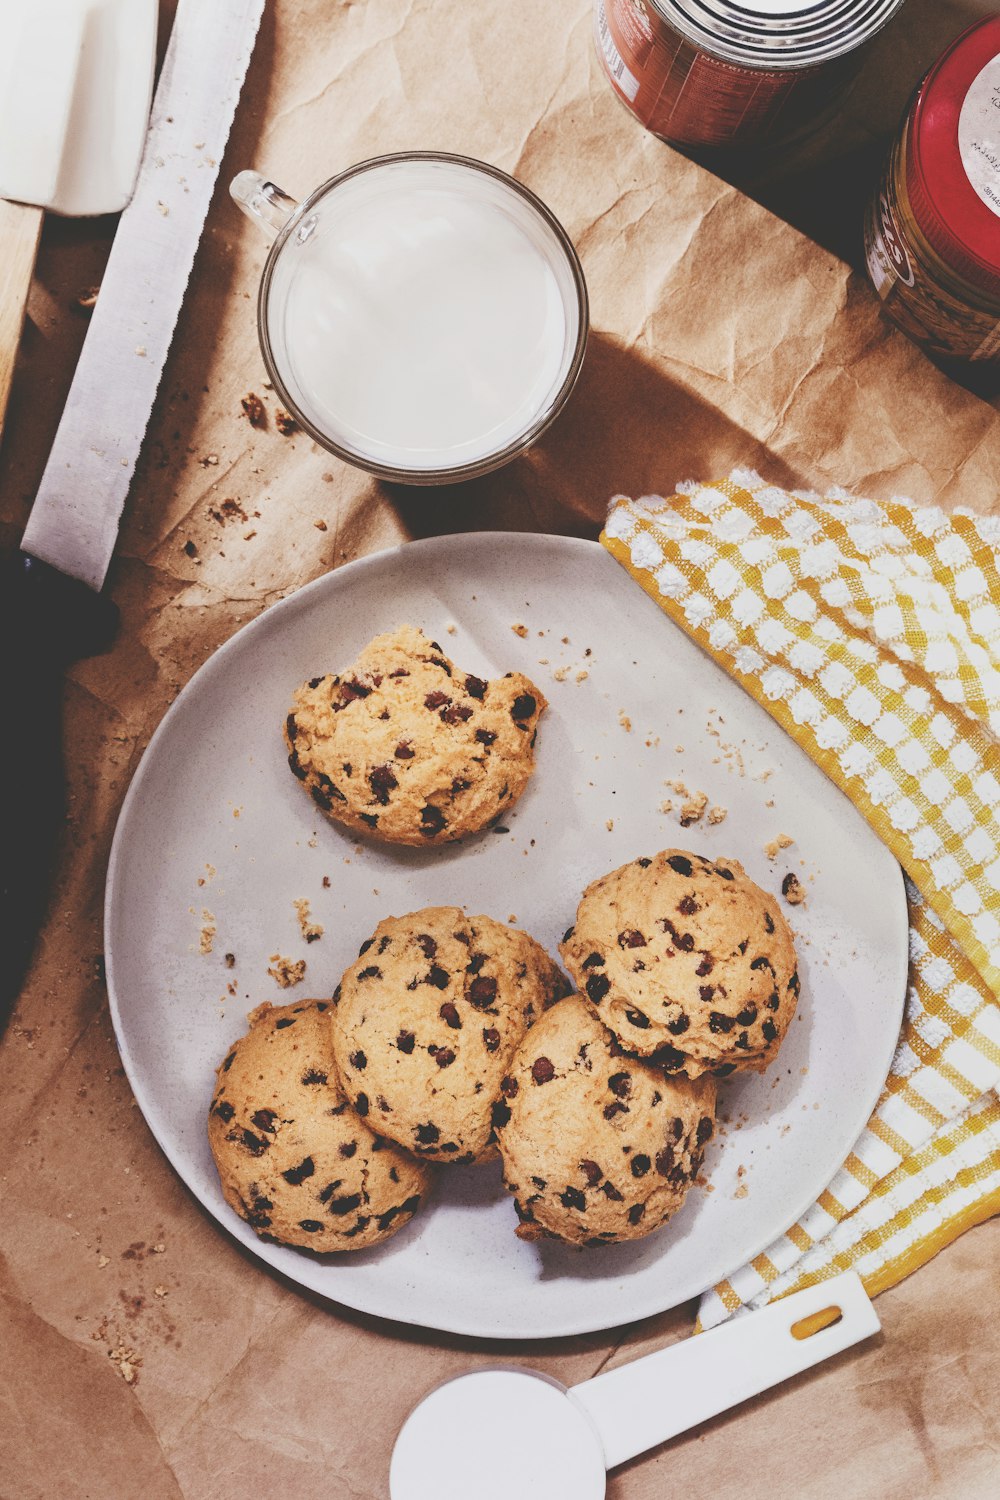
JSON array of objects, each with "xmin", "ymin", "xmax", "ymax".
[
  {"xmin": 494, "ymin": 996, "xmax": 715, "ymax": 1246},
  {"xmin": 208, "ymin": 1000, "xmax": 432, "ymax": 1252},
  {"xmin": 284, "ymin": 625, "xmax": 546, "ymax": 845},
  {"xmin": 561, "ymin": 849, "xmax": 799, "ymax": 1078},
  {"xmin": 331, "ymin": 907, "xmax": 569, "ymax": 1164}
]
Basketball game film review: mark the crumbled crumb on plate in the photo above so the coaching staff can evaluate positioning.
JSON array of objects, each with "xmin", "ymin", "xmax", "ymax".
[
  {"xmin": 764, "ymin": 833, "xmax": 794, "ymax": 859},
  {"xmin": 511, "ymin": 623, "xmax": 529, "ymax": 638},
  {"xmin": 781, "ymin": 872, "xmax": 807, "ymax": 905},
  {"xmin": 707, "ymin": 805, "xmax": 727, "ymax": 825},
  {"xmin": 198, "ymin": 911, "xmax": 216, "ymax": 955},
  {"xmin": 268, "ymin": 954, "xmax": 306, "ymax": 988}
]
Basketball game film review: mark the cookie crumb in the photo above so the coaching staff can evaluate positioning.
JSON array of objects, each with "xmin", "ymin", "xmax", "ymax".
[
  {"xmin": 153, "ymin": 1285, "xmax": 168, "ymax": 1298},
  {"xmin": 734, "ymin": 1183, "xmax": 749, "ymax": 1199},
  {"xmin": 618, "ymin": 710, "xmax": 632, "ymax": 732},
  {"xmin": 268, "ymin": 954, "xmax": 306, "ymax": 988},
  {"xmin": 75, "ymin": 285, "xmax": 100, "ymax": 311},
  {"xmin": 707, "ymin": 805, "xmax": 728, "ymax": 826},
  {"xmin": 293, "ymin": 897, "xmax": 324, "ymax": 943},
  {"xmin": 679, "ymin": 789, "xmax": 708, "ymax": 827},
  {"xmin": 576, "ymin": 669, "xmax": 589, "ymax": 683},
  {"xmin": 764, "ymin": 834, "xmax": 794, "ymax": 860},
  {"xmin": 659, "ymin": 798, "xmax": 674, "ymax": 814},
  {"xmin": 781, "ymin": 872, "xmax": 806, "ymax": 906},
  {"xmin": 552, "ymin": 665, "xmax": 569, "ymax": 683},
  {"xmin": 199, "ymin": 911, "xmax": 216, "ymax": 955},
  {"xmin": 314, "ymin": 519, "xmax": 328, "ymax": 531},
  {"xmin": 224, "ymin": 952, "xmax": 236, "ymax": 969},
  {"xmin": 198, "ymin": 453, "xmax": 219, "ymax": 467},
  {"xmin": 108, "ymin": 1345, "xmax": 142, "ymax": 1385},
  {"xmin": 275, "ymin": 409, "xmax": 298, "ymax": 436},
  {"xmin": 512, "ymin": 623, "xmax": 529, "ymax": 638},
  {"xmin": 606, "ymin": 818, "xmax": 614, "ymax": 831},
  {"xmin": 97, "ymin": 1254, "xmax": 109, "ymax": 1269},
  {"xmin": 445, "ymin": 622, "xmax": 457, "ymax": 635},
  {"xmin": 241, "ymin": 392, "xmax": 266, "ymax": 427},
  {"xmin": 322, "ymin": 876, "xmax": 331, "ymax": 888}
]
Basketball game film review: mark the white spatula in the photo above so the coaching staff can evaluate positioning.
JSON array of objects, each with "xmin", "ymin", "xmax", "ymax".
[{"xmin": 0, "ymin": 0, "xmax": 157, "ymax": 435}]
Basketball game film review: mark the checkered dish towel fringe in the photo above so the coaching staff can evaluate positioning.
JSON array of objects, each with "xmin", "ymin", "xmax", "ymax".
[{"xmin": 602, "ymin": 470, "xmax": 1000, "ymax": 1331}]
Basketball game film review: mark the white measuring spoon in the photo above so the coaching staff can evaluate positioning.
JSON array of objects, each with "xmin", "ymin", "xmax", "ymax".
[{"xmin": 390, "ymin": 1270, "xmax": 879, "ymax": 1498}]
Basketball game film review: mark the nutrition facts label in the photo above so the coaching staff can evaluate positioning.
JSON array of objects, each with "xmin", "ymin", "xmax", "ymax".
[
  {"xmin": 959, "ymin": 55, "xmax": 1000, "ymax": 219},
  {"xmin": 596, "ymin": 0, "xmax": 640, "ymax": 103}
]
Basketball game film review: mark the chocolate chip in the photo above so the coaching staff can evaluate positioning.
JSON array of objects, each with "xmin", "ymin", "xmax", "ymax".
[
  {"xmin": 359, "ymin": 812, "xmax": 379, "ymax": 829},
  {"xmin": 560, "ymin": 1186, "xmax": 586, "ymax": 1211},
  {"xmin": 582, "ymin": 951, "xmax": 605, "ymax": 969},
  {"xmin": 424, "ymin": 690, "xmax": 449, "ymax": 710},
  {"xmin": 696, "ymin": 953, "xmax": 715, "ymax": 977},
  {"xmin": 358, "ymin": 938, "xmax": 374, "ymax": 956},
  {"xmin": 618, "ymin": 929, "xmax": 647, "ymax": 948},
  {"xmin": 586, "ymin": 972, "xmax": 611, "ymax": 1004},
  {"xmin": 368, "ymin": 764, "xmax": 398, "ymax": 804},
  {"xmin": 625, "ymin": 1008, "xmax": 649, "ymax": 1029},
  {"xmin": 628, "ymin": 1204, "xmax": 646, "ymax": 1225},
  {"xmin": 735, "ymin": 1030, "xmax": 751, "ymax": 1050},
  {"xmin": 766, "ymin": 990, "xmax": 780, "ymax": 1011},
  {"xmin": 699, "ymin": 985, "xmax": 715, "ymax": 1002},
  {"xmin": 475, "ymin": 728, "xmax": 497, "ymax": 745},
  {"xmin": 441, "ymin": 702, "xmax": 473, "ymax": 725},
  {"xmin": 601, "ymin": 1180, "xmax": 624, "ymax": 1201},
  {"xmin": 562, "ymin": 926, "xmax": 575, "ymax": 942},
  {"xmin": 416, "ymin": 1122, "xmax": 439, "ymax": 1144},
  {"xmin": 395, "ymin": 740, "xmax": 415, "ymax": 760},
  {"xmin": 287, "ymin": 749, "xmax": 308, "ymax": 780},
  {"xmin": 427, "ymin": 653, "xmax": 452, "ymax": 674},
  {"xmin": 297, "ymin": 1219, "xmax": 324, "ymax": 1233},
  {"xmin": 482, "ymin": 1027, "xmax": 500, "ymax": 1052},
  {"xmin": 212, "ymin": 1100, "xmax": 235, "ymax": 1122},
  {"xmin": 637, "ymin": 857, "xmax": 652, "ymax": 867},
  {"xmin": 285, "ymin": 713, "xmax": 298, "ymax": 742},
  {"xmin": 789, "ymin": 970, "xmax": 800, "ymax": 995},
  {"xmin": 434, "ymin": 1048, "xmax": 456, "ymax": 1069},
  {"xmin": 282, "ymin": 1156, "xmax": 315, "ymax": 1186},
  {"xmin": 608, "ymin": 1072, "xmax": 631, "ymax": 1098},
  {"xmin": 340, "ymin": 679, "xmax": 372, "ymax": 703},
  {"xmin": 667, "ymin": 854, "xmax": 693, "ymax": 876},
  {"xmin": 531, "ymin": 1056, "xmax": 555, "ymax": 1085},
  {"xmin": 466, "ymin": 952, "xmax": 487, "ymax": 974},
  {"xmin": 737, "ymin": 1004, "xmax": 758, "ymax": 1026},
  {"xmin": 440, "ymin": 1002, "xmax": 462, "ymax": 1029},
  {"xmin": 378, "ymin": 935, "xmax": 391, "ymax": 954},
  {"xmin": 307, "ymin": 675, "xmax": 324, "ymax": 690},
  {"xmin": 500, "ymin": 1075, "xmax": 519, "ymax": 1098},
  {"xmin": 222, "ymin": 1051, "xmax": 236, "ymax": 1072},
  {"xmin": 355, "ymin": 1093, "xmax": 369, "ymax": 1116},
  {"xmin": 465, "ymin": 674, "xmax": 487, "ymax": 699},
  {"xmin": 603, "ymin": 1101, "xmax": 628, "ymax": 1120},
  {"xmin": 651, "ymin": 1043, "xmax": 687, "ymax": 1071},
  {"xmin": 668, "ymin": 1013, "xmax": 690, "ymax": 1035},
  {"xmin": 396, "ymin": 1031, "xmax": 416, "ymax": 1056},
  {"xmin": 511, "ymin": 693, "xmax": 536, "ymax": 722},
  {"xmin": 713, "ymin": 1063, "xmax": 737, "ymax": 1077},
  {"xmin": 676, "ymin": 894, "xmax": 698, "ymax": 916},
  {"xmin": 328, "ymin": 1193, "xmax": 362, "ymax": 1217},
  {"xmin": 491, "ymin": 1100, "xmax": 511, "ymax": 1130},
  {"xmin": 715, "ymin": 866, "xmax": 735, "ymax": 881},
  {"xmin": 239, "ymin": 1130, "xmax": 269, "ymax": 1156},
  {"xmin": 468, "ymin": 975, "xmax": 498, "ymax": 1007},
  {"xmin": 655, "ymin": 1148, "xmax": 674, "ymax": 1177},
  {"xmin": 425, "ymin": 966, "xmax": 450, "ymax": 990},
  {"xmin": 250, "ymin": 1108, "xmax": 277, "ymax": 1133},
  {"xmin": 762, "ymin": 1019, "xmax": 778, "ymax": 1042},
  {"xmin": 764, "ymin": 911, "xmax": 775, "ymax": 933},
  {"xmin": 389, "ymin": 667, "xmax": 410, "ymax": 678},
  {"xmin": 420, "ymin": 804, "xmax": 446, "ymax": 836},
  {"xmin": 631, "ymin": 1154, "xmax": 651, "ymax": 1178},
  {"xmin": 339, "ymin": 1141, "xmax": 358, "ymax": 1159},
  {"xmin": 357, "ymin": 965, "xmax": 381, "ymax": 981},
  {"xmin": 709, "ymin": 1011, "xmax": 734, "ymax": 1034},
  {"xmin": 349, "ymin": 1050, "xmax": 367, "ymax": 1070},
  {"xmin": 697, "ymin": 1116, "xmax": 714, "ymax": 1145},
  {"xmin": 275, "ymin": 1018, "xmax": 296, "ymax": 1030},
  {"xmin": 580, "ymin": 1159, "xmax": 602, "ymax": 1186},
  {"xmin": 750, "ymin": 956, "xmax": 775, "ymax": 974}
]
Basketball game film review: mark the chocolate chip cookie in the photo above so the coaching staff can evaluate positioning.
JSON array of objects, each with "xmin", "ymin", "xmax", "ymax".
[
  {"xmin": 284, "ymin": 625, "xmax": 546, "ymax": 845},
  {"xmin": 331, "ymin": 907, "xmax": 569, "ymax": 1164},
  {"xmin": 494, "ymin": 995, "xmax": 715, "ymax": 1246},
  {"xmin": 561, "ymin": 849, "xmax": 799, "ymax": 1078},
  {"xmin": 208, "ymin": 999, "xmax": 432, "ymax": 1252}
]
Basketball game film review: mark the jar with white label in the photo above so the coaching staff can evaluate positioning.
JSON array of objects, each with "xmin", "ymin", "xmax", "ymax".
[{"xmin": 864, "ymin": 17, "xmax": 1000, "ymax": 365}]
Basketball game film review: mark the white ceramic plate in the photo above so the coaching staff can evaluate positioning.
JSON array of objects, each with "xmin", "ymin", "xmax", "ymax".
[{"xmin": 105, "ymin": 534, "xmax": 907, "ymax": 1340}]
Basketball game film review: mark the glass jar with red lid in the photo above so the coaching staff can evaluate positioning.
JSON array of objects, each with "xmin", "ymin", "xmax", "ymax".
[{"xmin": 865, "ymin": 17, "xmax": 1000, "ymax": 364}]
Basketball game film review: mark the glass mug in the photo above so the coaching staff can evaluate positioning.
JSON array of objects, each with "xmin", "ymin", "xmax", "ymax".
[{"xmin": 230, "ymin": 152, "xmax": 589, "ymax": 484}]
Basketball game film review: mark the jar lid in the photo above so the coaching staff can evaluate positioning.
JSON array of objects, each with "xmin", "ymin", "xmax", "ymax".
[{"xmin": 907, "ymin": 17, "xmax": 1000, "ymax": 298}]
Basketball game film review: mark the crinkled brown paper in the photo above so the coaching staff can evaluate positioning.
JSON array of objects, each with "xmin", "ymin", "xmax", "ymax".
[{"xmin": 2, "ymin": 0, "xmax": 999, "ymax": 1495}]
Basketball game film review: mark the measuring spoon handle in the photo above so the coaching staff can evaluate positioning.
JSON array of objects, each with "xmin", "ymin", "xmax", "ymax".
[{"xmin": 569, "ymin": 1270, "xmax": 880, "ymax": 1471}]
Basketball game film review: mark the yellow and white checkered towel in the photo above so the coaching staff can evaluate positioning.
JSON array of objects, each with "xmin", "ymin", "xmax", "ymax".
[{"xmin": 602, "ymin": 470, "xmax": 1000, "ymax": 1330}]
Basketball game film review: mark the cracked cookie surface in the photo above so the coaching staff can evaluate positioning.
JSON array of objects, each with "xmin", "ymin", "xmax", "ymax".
[
  {"xmin": 208, "ymin": 999, "xmax": 431, "ymax": 1252},
  {"xmin": 561, "ymin": 849, "xmax": 799, "ymax": 1078},
  {"xmin": 284, "ymin": 625, "xmax": 546, "ymax": 845},
  {"xmin": 494, "ymin": 995, "xmax": 715, "ymax": 1246},
  {"xmin": 331, "ymin": 907, "xmax": 569, "ymax": 1164}
]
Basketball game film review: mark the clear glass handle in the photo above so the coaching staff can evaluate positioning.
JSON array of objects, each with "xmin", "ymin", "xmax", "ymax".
[{"xmin": 229, "ymin": 169, "xmax": 298, "ymax": 241}]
